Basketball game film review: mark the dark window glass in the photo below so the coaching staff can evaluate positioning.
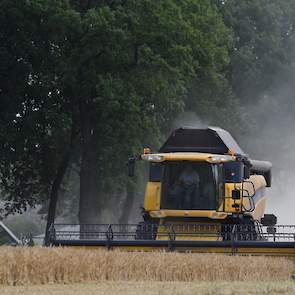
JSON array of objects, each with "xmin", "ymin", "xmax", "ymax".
[
  {"xmin": 160, "ymin": 161, "xmax": 216, "ymax": 210},
  {"xmin": 149, "ymin": 163, "xmax": 162, "ymax": 182},
  {"xmin": 224, "ymin": 162, "xmax": 243, "ymax": 182}
]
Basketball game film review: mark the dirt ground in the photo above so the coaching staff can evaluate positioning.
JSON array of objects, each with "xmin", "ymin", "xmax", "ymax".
[{"xmin": 1, "ymin": 281, "xmax": 295, "ymax": 295}]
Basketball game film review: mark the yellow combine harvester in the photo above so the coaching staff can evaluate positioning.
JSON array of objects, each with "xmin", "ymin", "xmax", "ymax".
[
  {"xmin": 49, "ymin": 127, "xmax": 295, "ymax": 255},
  {"xmin": 132, "ymin": 127, "xmax": 272, "ymax": 241}
]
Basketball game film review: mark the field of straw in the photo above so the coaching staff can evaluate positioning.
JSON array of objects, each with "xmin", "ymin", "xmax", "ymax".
[{"xmin": 0, "ymin": 247, "xmax": 293, "ymax": 288}]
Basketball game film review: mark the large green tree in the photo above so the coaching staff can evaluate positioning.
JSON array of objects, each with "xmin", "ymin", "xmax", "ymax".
[
  {"xmin": 59, "ymin": 0, "xmax": 231, "ymax": 225},
  {"xmin": 0, "ymin": 0, "xmax": 236, "ymax": 242}
]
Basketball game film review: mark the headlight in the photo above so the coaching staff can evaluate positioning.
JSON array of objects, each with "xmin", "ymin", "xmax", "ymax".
[
  {"xmin": 208, "ymin": 155, "xmax": 235, "ymax": 163},
  {"xmin": 141, "ymin": 154, "xmax": 164, "ymax": 162},
  {"xmin": 150, "ymin": 210, "xmax": 165, "ymax": 218}
]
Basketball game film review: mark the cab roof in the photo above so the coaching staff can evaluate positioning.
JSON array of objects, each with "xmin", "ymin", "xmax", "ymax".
[{"xmin": 159, "ymin": 127, "xmax": 245, "ymax": 156}]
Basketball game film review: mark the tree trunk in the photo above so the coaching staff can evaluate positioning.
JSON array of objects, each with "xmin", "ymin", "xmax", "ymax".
[
  {"xmin": 78, "ymin": 98, "xmax": 101, "ymax": 225},
  {"xmin": 44, "ymin": 122, "xmax": 76, "ymax": 246}
]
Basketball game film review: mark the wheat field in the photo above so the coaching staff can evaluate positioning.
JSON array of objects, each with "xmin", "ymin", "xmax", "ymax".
[{"xmin": 0, "ymin": 247, "xmax": 293, "ymax": 286}]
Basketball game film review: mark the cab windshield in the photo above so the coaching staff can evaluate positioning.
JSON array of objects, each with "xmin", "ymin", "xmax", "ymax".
[{"xmin": 160, "ymin": 161, "xmax": 218, "ymax": 210}]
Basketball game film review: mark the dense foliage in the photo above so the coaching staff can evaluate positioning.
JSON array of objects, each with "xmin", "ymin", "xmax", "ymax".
[{"xmin": 1, "ymin": 0, "xmax": 295, "ymax": 229}]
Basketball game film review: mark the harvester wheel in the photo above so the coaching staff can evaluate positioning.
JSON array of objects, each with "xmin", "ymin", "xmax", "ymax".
[
  {"xmin": 135, "ymin": 222, "xmax": 157, "ymax": 240},
  {"xmin": 222, "ymin": 218, "xmax": 258, "ymax": 241},
  {"xmin": 236, "ymin": 220, "xmax": 258, "ymax": 241}
]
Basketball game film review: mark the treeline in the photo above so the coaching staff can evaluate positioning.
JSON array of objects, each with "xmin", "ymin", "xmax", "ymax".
[{"xmin": 1, "ymin": 0, "xmax": 295, "ymax": 228}]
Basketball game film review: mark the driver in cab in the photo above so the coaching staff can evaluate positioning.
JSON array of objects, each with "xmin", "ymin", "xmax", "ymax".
[{"xmin": 177, "ymin": 163, "xmax": 200, "ymax": 208}]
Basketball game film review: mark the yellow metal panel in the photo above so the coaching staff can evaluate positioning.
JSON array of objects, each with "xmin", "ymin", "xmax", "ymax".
[
  {"xmin": 142, "ymin": 152, "xmax": 235, "ymax": 162},
  {"xmin": 251, "ymin": 197, "xmax": 266, "ymax": 221},
  {"xmin": 224, "ymin": 183, "xmax": 242, "ymax": 213},
  {"xmin": 149, "ymin": 210, "xmax": 227, "ymax": 219},
  {"xmin": 156, "ymin": 221, "xmax": 222, "ymax": 241},
  {"xmin": 242, "ymin": 175, "xmax": 266, "ymax": 221},
  {"xmin": 144, "ymin": 182, "xmax": 161, "ymax": 211},
  {"xmin": 224, "ymin": 175, "xmax": 267, "ymax": 216}
]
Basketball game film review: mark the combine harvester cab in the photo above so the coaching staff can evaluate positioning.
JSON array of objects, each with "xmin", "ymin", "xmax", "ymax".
[{"xmin": 49, "ymin": 127, "xmax": 295, "ymax": 256}]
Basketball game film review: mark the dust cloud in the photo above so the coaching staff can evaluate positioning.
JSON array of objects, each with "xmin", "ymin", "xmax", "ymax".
[
  {"xmin": 240, "ymin": 90, "xmax": 295, "ymax": 225},
  {"xmin": 171, "ymin": 111, "xmax": 208, "ymax": 130}
]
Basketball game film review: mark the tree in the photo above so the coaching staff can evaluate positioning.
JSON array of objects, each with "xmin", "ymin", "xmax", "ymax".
[
  {"xmin": 181, "ymin": 1, "xmax": 242, "ymax": 134},
  {"xmin": 221, "ymin": 0, "xmax": 295, "ymax": 103},
  {"xmin": 0, "ymin": 0, "xmax": 73, "ymax": 217},
  {"xmin": 0, "ymin": 0, "xmax": 237, "ymax": 242},
  {"xmin": 65, "ymin": 0, "xmax": 204, "ymax": 224}
]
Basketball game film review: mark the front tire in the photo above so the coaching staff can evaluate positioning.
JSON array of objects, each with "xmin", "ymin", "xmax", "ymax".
[
  {"xmin": 135, "ymin": 222, "xmax": 158, "ymax": 240},
  {"xmin": 222, "ymin": 217, "xmax": 258, "ymax": 241}
]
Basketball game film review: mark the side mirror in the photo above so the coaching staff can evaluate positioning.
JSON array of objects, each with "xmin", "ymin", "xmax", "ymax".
[
  {"xmin": 232, "ymin": 189, "xmax": 241, "ymax": 200},
  {"xmin": 127, "ymin": 157, "xmax": 136, "ymax": 177},
  {"xmin": 264, "ymin": 170, "xmax": 271, "ymax": 187},
  {"xmin": 244, "ymin": 166, "xmax": 250, "ymax": 179}
]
